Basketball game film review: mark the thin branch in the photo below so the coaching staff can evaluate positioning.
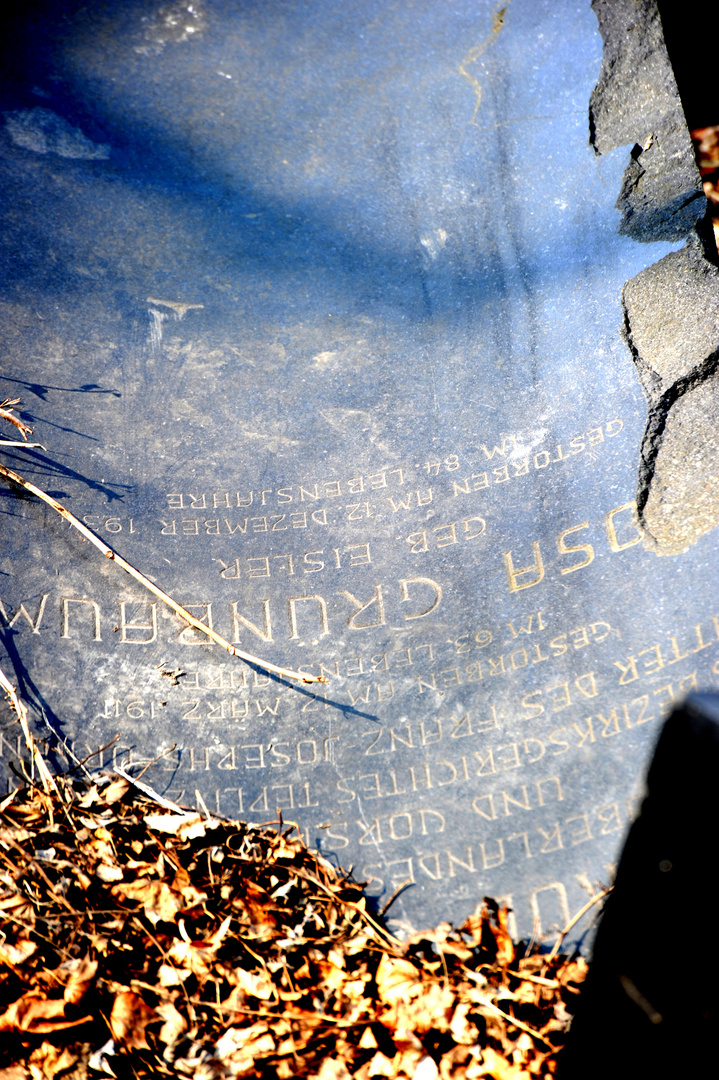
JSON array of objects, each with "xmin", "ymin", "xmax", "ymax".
[
  {"xmin": 112, "ymin": 766, "xmax": 198, "ymax": 814},
  {"xmin": 544, "ymin": 889, "xmax": 610, "ymax": 965},
  {"xmin": 0, "ymin": 441, "xmax": 46, "ymax": 448},
  {"xmin": 0, "ymin": 461, "xmax": 325, "ymax": 684},
  {"xmin": 0, "ymin": 666, "xmax": 58, "ymax": 796}
]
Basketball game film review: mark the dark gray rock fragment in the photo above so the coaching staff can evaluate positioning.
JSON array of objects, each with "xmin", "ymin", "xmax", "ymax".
[
  {"xmin": 591, "ymin": 0, "xmax": 719, "ymax": 553},
  {"xmin": 590, "ymin": 0, "xmax": 703, "ymax": 242}
]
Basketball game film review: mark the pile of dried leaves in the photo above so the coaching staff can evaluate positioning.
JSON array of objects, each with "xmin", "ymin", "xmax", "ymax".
[{"xmin": 0, "ymin": 773, "xmax": 588, "ymax": 1080}]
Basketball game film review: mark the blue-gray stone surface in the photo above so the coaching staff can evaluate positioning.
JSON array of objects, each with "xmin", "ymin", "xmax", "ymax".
[{"xmin": 1, "ymin": 0, "xmax": 716, "ymax": 944}]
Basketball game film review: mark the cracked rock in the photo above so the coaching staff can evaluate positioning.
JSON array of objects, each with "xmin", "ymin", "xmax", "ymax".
[
  {"xmin": 591, "ymin": 0, "xmax": 719, "ymax": 554},
  {"xmin": 590, "ymin": 0, "xmax": 704, "ymax": 241},
  {"xmin": 641, "ymin": 373, "xmax": 719, "ymax": 554}
]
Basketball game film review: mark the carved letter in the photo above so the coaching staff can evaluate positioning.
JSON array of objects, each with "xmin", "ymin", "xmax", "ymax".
[
  {"xmin": 605, "ymin": 502, "xmax": 641, "ymax": 552},
  {"xmin": 287, "ymin": 595, "xmax": 329, "ymax": 640},
  {"xmin": 339, "ymin": 586, "xmax": 386, "ymax": 629},
  {"xmin": 503, "ymin": 543, "xmax": 544, "ymax": 592},
  {"xmin": 399, "ymin": 577, "xmax": 443, "ymax": 620},
  {"xmin": 119, "ymin": 601, "xmax": 158, "ymax": 644},
  {"xmin": 61, "ymin": 597, "xmax": 102, "ymax": 641},
  {"xmin": 557, "ymin": 521, "xmax": 594, "ymax": 574},
  {"xmin": 230, "ymin": 600, "xmax": 273, "ymax": 643}
]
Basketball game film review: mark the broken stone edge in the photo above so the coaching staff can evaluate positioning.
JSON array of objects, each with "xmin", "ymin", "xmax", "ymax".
[{"xmin": 590, "ymin": 0, "xmax": 719, "ymax": 555}]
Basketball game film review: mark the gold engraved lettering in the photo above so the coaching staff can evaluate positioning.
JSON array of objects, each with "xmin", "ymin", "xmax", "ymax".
[
  {"xmin": 217, "ymin": 747, "xmax": 237, "ymax": 770},
  {"xmin": 639, "ymin": 644, "xmax": 664, "ymax": 674},
  {"xmin": 418, "ymin": 853, "xmax": 443, "ymax": 879},
  {"xmin": 323, "ymin": 823, "xmax": 349, "ymax": 849},
  {"xmin": 406, "ymin": 531, "xmax": 428, "ymax": 553},
  {"xmin": 359, "ymin": 773, "xmax": 382, "ymax": 800},
  {"xmin": 503, "ymin": 543, "xmax": 544, "ymax": 592},
  {"xmin": 502, "ymin": 785, "xmax": 531, "ymax": 814},
  {"xmin": 595, "ymin": 802, "xmax": 622, "ymax": 834},
  {"xmin": 420, "ymin": 719, "xmax": 442, "ymax": 745},
  {"xmin": 481, "ymin": 438, "xmax": 512, "ymax": 459},
  {"xmin": 463, "ymin": 516, "xmax": 486, "ymax": 539},
  {"xmin": 434, "ymin": 523, "xmax": 457, "ymax": 547},
  {"xmin": 605, "ymin": 502, "xmax": 641, "ymax": 551},
  {"xmin": 416, "ymin": 674, "xmax": 437, "ymax": 694},
  {"xmin": 523, "ymin": 738, "xmax": 545, "ymax": 764},
  {"xmin": 575, "ymin": 672, "xmax": 598, "ymax": 699},
  {"xmin": 480, "ymin": 838, "xmax": 504, "ymax": 869},
  {"xmin": 474, "ymin": 749, "xmax": 496, "ymax": 776},
  {"xmin": 548, "ymin": 729, "xmax": 570, "ymax": 754},
  {"xmin": 255, "ymin": 698, "xmax": 281, "ymax": 717},
  {"xmin": 446, "ymin": 847, "xmax": 476, "ymax": 876},
  {"xmin": 557, "ymin": 522, "xmax": 594, "ymax": 574},
  {"xmin": 536, "ymin": 776, "xmax": 563, "ymax": 804},
  {"xmin": 388, "ymin": 813, "xmax": 412, "ymax": 840},
  {"xmin": 537, "ymin": 823, "xmax": 563, "ymax": 853},
  {"xmin": 614, "ymin": 655, "xmax": 639, "ymax": 684},
  {"xmin": 434, "ymin": 760, "xmax": 458, "ymax": 786},
  {"xmin": 410, "ymin": 763, "xmax": 432, "ymax": 791},
  {"xmin": 242, "ymin": 744, "xmax": 266, "ymax": 769},
  {"xmin": 472, "ymin": 794, "xmax": 496, "ymax": 820},
  {"xmin": 418, "ymin": 809, "xmax": 445, "ymax": 835},
  {"xmin": 572, "ymin": 718, "xmax": 595, "ymax": 748},
  {"xmin": 565, "ymin": 814, "xmax": 592, "ymax": 844},
  {"xmin": 346, "ymin": 684, "xmax": 372, "ymax": 706},
  {"xmin": 268, "ymin": 743, "xmax": 291, "ymax": 767},
  {"xmin": 399, "ymin": 577, "xmax": 443, "ymax": 619},
  {"xmin": 224, "ymin": 518, "xmax": 249, "ymax": 534}
]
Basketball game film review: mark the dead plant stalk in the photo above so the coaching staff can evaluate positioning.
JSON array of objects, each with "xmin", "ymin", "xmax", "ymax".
[{"xmin": 0, "ymin": 462, "xmax": 324, "ymax": 685}]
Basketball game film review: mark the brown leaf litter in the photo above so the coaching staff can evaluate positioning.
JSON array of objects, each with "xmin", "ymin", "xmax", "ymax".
[{"xmin": 0, "ymin": 773, "xmax": 591, "ymax": 1079}]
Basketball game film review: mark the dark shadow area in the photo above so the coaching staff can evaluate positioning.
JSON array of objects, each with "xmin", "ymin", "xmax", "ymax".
[
  {"xmin": 657, "ymin": 0, "xmax": 719, "ymax": 129},
  {"xmin": 558, "ymin": 693, "xmax": 719, "ymax": 1077},
  {"xmin": 0, "ymin": 447, "xmax": 133, "ymax": 503}
]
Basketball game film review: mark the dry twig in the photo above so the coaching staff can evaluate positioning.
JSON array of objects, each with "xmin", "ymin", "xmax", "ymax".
[{"xmin": 0, "ymin": 461, "xmax": 324, "ymax": 685}]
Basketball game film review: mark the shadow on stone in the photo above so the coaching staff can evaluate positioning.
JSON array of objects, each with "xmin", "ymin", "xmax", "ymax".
[{"xmin": 558, "ymin": 692, "xmax": 719, "ymax": 1076}]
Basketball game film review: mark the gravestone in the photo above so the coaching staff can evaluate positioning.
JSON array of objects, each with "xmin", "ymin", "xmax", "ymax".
[{"xmin": 1, "ymin": 0, "xmax": 718, "ymax": 944}]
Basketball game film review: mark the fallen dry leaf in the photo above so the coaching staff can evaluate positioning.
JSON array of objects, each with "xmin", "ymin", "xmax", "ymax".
[
  {"xmin": 109, "ymin": 990, "xmax": 157, "ymax": 1050},
  {"xmin": 0, "ymin": 772, "xmax": 592, "ymax": 1078}
]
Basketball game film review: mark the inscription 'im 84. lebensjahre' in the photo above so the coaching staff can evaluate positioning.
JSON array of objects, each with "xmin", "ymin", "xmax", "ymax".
[{"xmin": 1, "ymin": 0, "xmax": 716, "ymax": 945}]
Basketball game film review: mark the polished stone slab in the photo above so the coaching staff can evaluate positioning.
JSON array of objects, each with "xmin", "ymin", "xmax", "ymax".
[{"xmin": 1, "ymin": 0, "xmax": 716, "ymax": 944}]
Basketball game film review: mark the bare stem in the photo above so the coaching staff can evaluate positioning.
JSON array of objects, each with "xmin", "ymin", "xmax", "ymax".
[
  {"xmin": 0, "ymin": 666, "xmax": 58, "ymax": 795},
  {"xmin": 0, "ymin": 461, "xmax": 325, "ymax": 684}
]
